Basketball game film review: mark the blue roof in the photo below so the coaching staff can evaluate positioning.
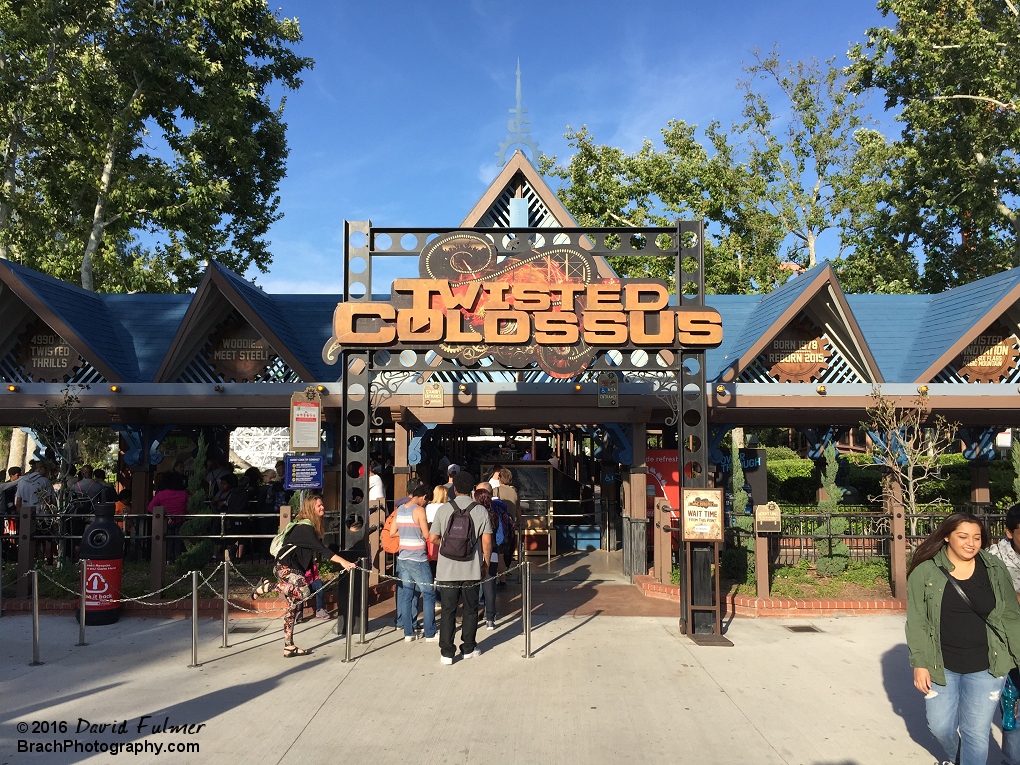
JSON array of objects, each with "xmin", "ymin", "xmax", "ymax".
[
  {"xmin": 5, "ymin": 259, "xmax": 1020, "ymax": 385},
  {"xmin": 846, "ymin": 294, "xmax": 929, "ymax": 381},
  {"xmin": 102, "ymin": 294, "xmax": 190, "ymax": 381}
]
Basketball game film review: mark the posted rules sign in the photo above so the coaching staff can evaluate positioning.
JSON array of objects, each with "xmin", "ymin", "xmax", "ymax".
[
  {"xmin": 284, "ymin": 455, "xmax": 324, "ymax": 491},
  {"xmin": 290, "ymin": 388, "xmax": 321, "ymax": 452}
]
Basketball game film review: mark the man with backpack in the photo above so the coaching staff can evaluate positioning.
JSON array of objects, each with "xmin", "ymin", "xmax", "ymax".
[{"xmin": 428, "ymin": 470, "xmax": 493, "ymax": 665}]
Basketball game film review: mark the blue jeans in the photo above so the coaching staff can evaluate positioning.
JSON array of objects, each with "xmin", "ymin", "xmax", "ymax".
[
  {"xmin": 1005, "ymin": 726, "xmax": 1020, "ymax": 765},
  {"xmin": 396, "ymin": 558, "xmax": 436, "ymax": 638},
  {"xmin": 925, "ymin": 668, "xmax": 1004, "ymax": 765},
  {"xmin": 309, "ymin": 578, "xmax": 323, "ymax": 612}
]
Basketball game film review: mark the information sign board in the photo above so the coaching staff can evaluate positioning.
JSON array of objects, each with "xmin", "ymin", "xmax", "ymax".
[
  {"xmin": 680, "ymin": 488, "xmax": 724, "ymax": 542},
  {"xmin": 284, "ymin": 455, "xmax": 324, "ymax": 491},
  {"xmin": 290, "ymin": 389, "xmax": 321, "ymax": 452}
]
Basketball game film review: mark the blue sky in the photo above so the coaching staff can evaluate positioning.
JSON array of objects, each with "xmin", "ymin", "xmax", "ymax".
[{"xmin": 256, "ymin": 0, "xmax": 891, "ymax": 293}]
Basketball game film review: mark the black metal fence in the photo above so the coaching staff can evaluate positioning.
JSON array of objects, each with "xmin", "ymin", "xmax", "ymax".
[{"xmin": 726, "ymin": 504, "xmax": 1012, "ymax": 568}]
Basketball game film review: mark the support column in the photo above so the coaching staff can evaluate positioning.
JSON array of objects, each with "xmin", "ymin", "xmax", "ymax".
[
  {"xmin": 885, "ymin": 472, "xmax": 907, "ymax": 599},
  {"xmin": 393, "ymin": 421, "xmax": 409, "ymax": 501},
  {"xmin": 7, "ymin": 427, "xmax": 26, "ymax": 472},
  {"xmin": 971, "ymin": 463, "xmax": 990, "ymax": 509}
]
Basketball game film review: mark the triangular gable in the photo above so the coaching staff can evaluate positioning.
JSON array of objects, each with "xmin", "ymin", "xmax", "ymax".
[
  {"xmin": 210, "ymin": 264, "xmax": 321, "ymax": 381},
  {"xmin": 717, "ymin": 263, "xmax": 882, "ymax": 383},
  {"xmin": 908, "ymin": 269, "xmax": 1020, "ymax": 383},
  {"xmin": 461, "ymin": 150, "xmax": 616, "ymax": 278},
  {"xmin": 0, "ymin": 262, "xmax": 123, "ymax": 382},
  {"xmin": 155, "ymin": 265, "xmax": 312, "ymax": 383}
]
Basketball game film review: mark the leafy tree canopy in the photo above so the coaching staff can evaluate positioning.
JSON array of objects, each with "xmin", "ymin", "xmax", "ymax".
[
  {"xmin": 851, "ymin": 0, "xmax": 1020, "ymax": 291},
  {"xmin": 543, "ymin": 50, "xmax": 912, "ymax": 295},
  {"xmin": 0, "ymin": 0, "xmax": 311, "ymax": 292}
]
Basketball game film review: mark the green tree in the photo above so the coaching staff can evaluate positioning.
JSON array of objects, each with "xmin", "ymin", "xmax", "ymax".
[
  {"xmin": 0, "ymin": 0, "xmax": 311, "ymax": 292},
  {"xmin": 851, "ymin": 0, "xmax": 1020, "ymax": 291},
  {"xmin": 735, "ymin": 49, "xmax": 901, "ymax": 275},
  {"xmin": 815, "ymin": 443, "xmax": 849, "ymax": 576},
  {"xmin": 543, "ymin": 51, "xmax": 901, "ymax": 294}
]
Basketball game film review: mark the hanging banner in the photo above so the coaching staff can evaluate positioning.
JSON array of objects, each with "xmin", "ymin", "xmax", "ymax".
[{"xmin": 290, "ymin": 388, "xmax": 321, "ymax": 452}]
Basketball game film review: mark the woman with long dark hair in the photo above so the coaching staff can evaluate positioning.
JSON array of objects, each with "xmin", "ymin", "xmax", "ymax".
[
  {"xmin": 254, "ymin": 494, "xmax": 356, "ymax": 657},
  {"xmin": 907, "ymin": 512, "xmax": 1020, "ymax": 764}
]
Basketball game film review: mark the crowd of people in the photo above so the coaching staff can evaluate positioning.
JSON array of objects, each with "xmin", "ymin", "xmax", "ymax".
[{"xmin": 259, "ymin": 463, "xmax": 520, "ymax": 664}]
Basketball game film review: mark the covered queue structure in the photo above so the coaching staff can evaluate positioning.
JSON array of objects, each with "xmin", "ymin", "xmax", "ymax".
[{"xmin": 2, "ymin": 154, "xmax": 1020, "ymax": 635}]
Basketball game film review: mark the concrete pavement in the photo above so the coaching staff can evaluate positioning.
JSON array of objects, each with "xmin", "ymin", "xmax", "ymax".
[{"xmin": 0, "ymin": 602, "xmax": 987, "ymax": 765}]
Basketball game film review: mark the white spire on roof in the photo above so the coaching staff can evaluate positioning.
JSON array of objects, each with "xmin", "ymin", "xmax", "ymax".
[{"xmin": 495, "ymin": 59, "xmax": 539, "ymax": 167}]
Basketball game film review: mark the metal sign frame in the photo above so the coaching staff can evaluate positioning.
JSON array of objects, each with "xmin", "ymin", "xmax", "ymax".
[{"xmin": 336, "ymin": 221, "xmax": 712, "ymax": 591}]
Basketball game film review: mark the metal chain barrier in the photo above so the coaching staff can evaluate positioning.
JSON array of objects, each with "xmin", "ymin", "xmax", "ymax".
[{"xmin": 33, "ymin": 565, "xmax": 218, "ymax": 606}]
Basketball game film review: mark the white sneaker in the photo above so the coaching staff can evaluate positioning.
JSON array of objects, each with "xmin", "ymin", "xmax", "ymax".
[
  {"xmin": 486, "ymin": 620, "xmax": 495, "ymax": 631},
  {"xmin": 425, "ymin": 635, "xmax": 439, "ymax": 642},
  {"xmin": 404, "ymin": 635, "xmax": 416, "ymax": 642},
  {"xmin": 440, "ymin": 656, "xmax": 453, "ymax": 665},
  {"xmin": 462, "ymin": 649, "xmax": 481, "ymax": 659}
]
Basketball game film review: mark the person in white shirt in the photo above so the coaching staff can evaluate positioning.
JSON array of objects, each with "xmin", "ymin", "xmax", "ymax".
[
  {"xmin": 488, "ymin": 464, "xmax": 502, "ymax": 490},
  {"xmin": 369, "ymin": 464, "xmax": 386, "ymax": 512}
]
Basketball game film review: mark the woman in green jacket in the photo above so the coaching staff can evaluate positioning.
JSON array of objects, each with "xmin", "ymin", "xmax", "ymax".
[{"xmin": 907, "ymin": 512, "xmax": 1020, "ymax": 765}]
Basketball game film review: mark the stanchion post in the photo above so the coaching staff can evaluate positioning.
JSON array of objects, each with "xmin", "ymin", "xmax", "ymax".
[
  {"xmin": 189, "ymin": 570, "xmax": 200, "ymax": 667},
  {"xmin": 358, "ymin": 558, "xmax": 368, "ymax": 645},
  {"xmin": 334, "ymin": 570, "xmax": 344, "ymax": 637},
  {"xmin": 523, "ymin": 560, "xmax": 532, "ymax": 659},
  {"xmin": 222, "ymin": 551, "xmax": 230, "ymax": 649},
  {"xmin": 30, "ymin": 570, "xmax": 42, "ymax": 665},
  {"xmin": 342, "ymin": 568, "xmax": 355, "ymax": 662},
  {"xmin": 76, "ymin": 559, "xmax": 88, "ymax": 647}
]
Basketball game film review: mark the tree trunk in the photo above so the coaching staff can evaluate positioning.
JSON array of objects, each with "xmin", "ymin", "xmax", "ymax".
[
  {"xmin": 0, "ymin": 128, "xmax": 19, "ymax": 261},
  {"xmin": 806, "ymin": 233, "xmax": 816, "ymax": 269},
  {"xmin": 732, "ymin": 426, "xmax": 745, "ymax": 449},
  {"xmin": 81, "ymin": 130, "xmax": 117, "ymax": 292}
]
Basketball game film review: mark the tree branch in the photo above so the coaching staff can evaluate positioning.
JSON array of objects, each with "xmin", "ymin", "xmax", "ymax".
[{"xmin": 933, "ymin": 94, "xmax": 1016, "ymax": 110}]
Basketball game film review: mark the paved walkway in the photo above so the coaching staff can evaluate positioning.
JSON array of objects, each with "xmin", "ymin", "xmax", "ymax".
[{"xmin": 0, "ymin": 601, "xmax": 997, "ymax": 764}]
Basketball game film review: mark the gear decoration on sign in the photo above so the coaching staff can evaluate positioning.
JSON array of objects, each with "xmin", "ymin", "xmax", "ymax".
[
  {"xmin": 15, "ymin": 319, "xmax": 84, "ymax": 383},
  {"xmin": 762, "ymin": 316, "xmax": 832, "ymax": 384},
  {"xmin": 953, "ymin": 321, "xmax": 1020, "ymax": 383},
  {"xmin": 418, "ymin": 232, "xmax": 599, "ymax": 379}
]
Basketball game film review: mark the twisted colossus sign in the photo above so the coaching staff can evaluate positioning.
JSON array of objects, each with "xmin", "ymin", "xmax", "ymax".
[{"xmin": 323, "ymin": 232, "xmax": 723, "ymax": 378}]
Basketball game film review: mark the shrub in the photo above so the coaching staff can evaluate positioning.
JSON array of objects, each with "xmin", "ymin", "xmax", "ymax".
[
  {"xmin": 840, "ymin": 558, "xmax": 890, "ymax": 587},
  {"xmin": 721, "ymin": 547, "xmax": 752, "ymax": 584},
  {"xmin": 765, "ymin": 446, "xmax": 801, "ymax": 462}
]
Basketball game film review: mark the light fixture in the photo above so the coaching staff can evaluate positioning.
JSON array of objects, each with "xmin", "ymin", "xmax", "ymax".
[
  {"xmin": 574, "ymin": 384, "xmax": 582, "ymax": 391},
  {"xmin": 316, "ymin": 384, "xmax": 326, "ymax": 393},
  {"xmin": 458, "ymin": 383, "xmax": 467, "ymax": 392},
  {"xmin": 109, "ymin": 384, "xmax": 119, "ymax": 393},
  {"xmin": 6, "ymin": 384, "xmax": 18, "ymax": 392},
  {"xmin": 917, "ymin": 385, "xmax": 929, "ymax": 394},
  {"xmin": 816, "ymin": 384, "xmax": 826, "ymax": 395},
  {"xmin": 716, "ymin": 384, "xmax": 726, "ymax": 393}
]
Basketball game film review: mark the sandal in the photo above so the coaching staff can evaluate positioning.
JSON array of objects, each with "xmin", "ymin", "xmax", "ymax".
[
  {"xmin": 252, "ymin": 578, "xmax": 273, "ymax": 600},
  {"xmin": 283, "ymin": 645, "xmax": 311, "ymax": 658}
]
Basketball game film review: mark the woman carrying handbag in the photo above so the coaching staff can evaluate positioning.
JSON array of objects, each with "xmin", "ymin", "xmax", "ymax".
[{"xmin": 907, "ymin": 512, "xmax": 1020, "ymax": 764}]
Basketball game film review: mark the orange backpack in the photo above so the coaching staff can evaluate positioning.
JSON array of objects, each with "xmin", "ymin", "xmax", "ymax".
[{"xmin": 381, "ymin": 509, "xmax": 400, "ymax": 554}]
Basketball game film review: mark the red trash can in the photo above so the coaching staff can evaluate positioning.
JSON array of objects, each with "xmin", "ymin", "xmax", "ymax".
[{"xmin": 77, "ymin": 503, "xmax": 124, "ymax": 625}]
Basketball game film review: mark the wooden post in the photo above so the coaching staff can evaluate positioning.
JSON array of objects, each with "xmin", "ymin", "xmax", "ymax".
[
  {"xmin": 971, "ymin": 463, "xmax": 990, "ymax": 508},
  {"xmin": 755, "ymin": 534, "xmax": 770, "ymax": 598},
  {"xmin": 393, "ymin": 422, "xmax": 409, "ymax": 501},
  {"xmin": 886, "ymin": 472, "xmax": 907, "ymax": 599},
  {"xmin": 16, "ymin": 507, "xmax": 32, "ymax": 597},
  {"xmin": 149, "ymin": 506, "xmax": 166, "ymax": 592}
]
